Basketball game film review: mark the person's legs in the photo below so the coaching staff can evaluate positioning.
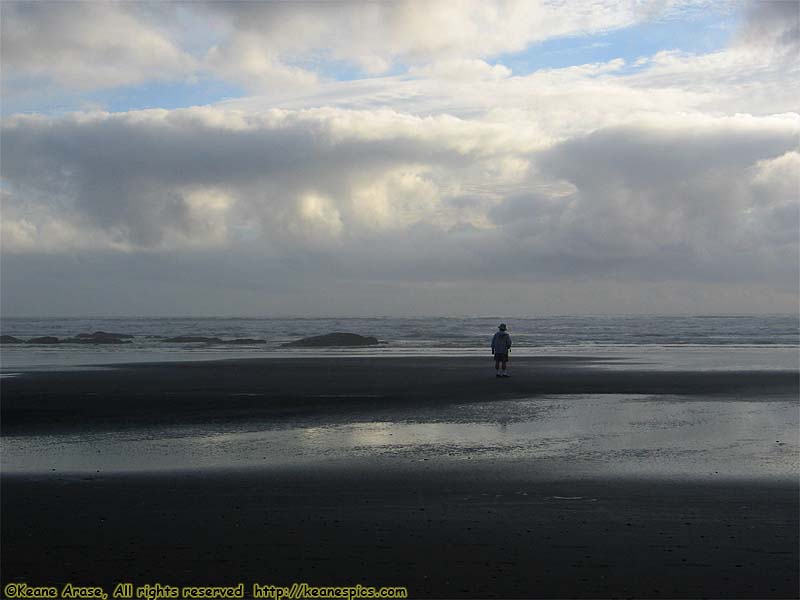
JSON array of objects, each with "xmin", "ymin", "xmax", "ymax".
[
  {"xmin": 495, "ymin": 358, "xmax": 502, "ymax": 376},
  {"xmin": 501, "ymin": 359, "xmax": 508, "ymax": 376}
]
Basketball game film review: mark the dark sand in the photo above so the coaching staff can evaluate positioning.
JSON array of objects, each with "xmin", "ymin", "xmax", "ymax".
[
  {"xmin": 2, "ymin": 357, "xmax": 798, "ymax": 598},
  {"xmin": 4, "ymin": 469, "xmax": 798, "ymax": 599},
  {"xmin": 2, "ymin": 356, "xmax": 796, "ymax": 434}
]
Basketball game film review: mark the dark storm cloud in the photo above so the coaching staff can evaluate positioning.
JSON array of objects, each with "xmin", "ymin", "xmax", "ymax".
[
  {"xmin": 1, "ymin": 109, "xmax": 477, "ymax": 246},
  {"xmin": 1, "ymin": 107, "xmax": 797, "ymax": 316},
  {"xmin": 735, "ymin": 0, "xmax": 800, "ymax": 56},
  {"xmin": 496, "ymin": 120, "xmax": 800, "ymax": 282}
]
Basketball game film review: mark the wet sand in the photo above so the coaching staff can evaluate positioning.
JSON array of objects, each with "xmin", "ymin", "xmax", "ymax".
[
  {"xmin": 2, "ymin": 356, "xmax": 796, "ymax": 434},
  {"xmin": 2, "ymin": 357, "xmax": 798, "ymax": 598},
  {"xmin": 3, "ymin": 469, "xmax": 798, "ymax": 598}
]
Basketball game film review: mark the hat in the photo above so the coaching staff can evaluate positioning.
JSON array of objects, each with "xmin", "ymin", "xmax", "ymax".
[{"xmin": 498, "ymin": 323, "xmax": 507, "ymax": 330}]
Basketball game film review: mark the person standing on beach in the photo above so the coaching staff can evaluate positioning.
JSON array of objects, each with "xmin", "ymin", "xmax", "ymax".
[{"xmin": 491, "ymin": 323, "xmax": 512, "ymax": 377}]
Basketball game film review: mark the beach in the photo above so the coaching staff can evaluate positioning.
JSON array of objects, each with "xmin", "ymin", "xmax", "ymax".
[
  {"xmin": 4, "ymin": 0, "xmax": 799, "ymax": 595},
  {"xmin": 2, "ymin": 356, "xmax": 798, "ymax": 598},
  {"xmin": 3, "ymin": 355, "xmax": 797, "ymax": 434}
]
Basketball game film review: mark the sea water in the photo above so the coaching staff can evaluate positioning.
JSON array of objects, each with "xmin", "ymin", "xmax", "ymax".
[{"xmin": 1, "ymin": 314, "xmax": 797, "ymax": 371}]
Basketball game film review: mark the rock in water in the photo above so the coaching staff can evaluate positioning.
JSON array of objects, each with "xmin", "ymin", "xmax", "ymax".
[
  {"xmin": 26, "ymin": 336, "xmax": 61, "ymax": 344},
  {"xmin": 0, "ymin": 335, "xmax": 23, "ymax": 344},
  {"xmin": 72, "ymin": 331, "xmax": 132, "ymax": 344},
  {"xmin": 222, "ymin": 339, "xmax": 267, "ymax": 345},
  {"xmin": 164, "ymin": 336, "xmax": 223, "ymax": 343},
  {"xmin": 75, "ymin": 331, "xmax": 134, "ymax": 340},
  {"xmin": 282, "ymin": 332, "xmax": 380, "ymax": 347}
]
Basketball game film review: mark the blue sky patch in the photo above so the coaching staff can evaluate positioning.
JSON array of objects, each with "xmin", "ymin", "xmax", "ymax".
[{"xmin": 495, "ymin": 7, "xmax": 738, "ymax": 75}]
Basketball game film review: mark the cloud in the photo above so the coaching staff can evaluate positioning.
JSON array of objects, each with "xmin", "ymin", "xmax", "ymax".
[
  {"xmin": 1, "ymin": 1, "xmax": 797, "ymax": 315},
  {"xmin": 197, "ymin": 0, "xmax": 651, "ymax": 80},
  {"xmin": 1, "ymin": 0, "xmax": 709, "ymax": 96},
  {"xmin": 204, "ymin": 31, "xmax": 319, "ymax": 93},
  {"xmin": 0, "ymin": 107, "xmax": 521, "ymax": 252},
  {"xmin": 409, "ymin": 59, "xmax": 512, "ymax": 81},
  {"xmin": 734, "ymin": 0, "xmax": 799, "ymax": 58},
  {"xmin": 624, "ymin": 1, "xmax": 800, "ymax": 116},
  {"xmin": 525, "ymin": 117, "xmax": 799, "ymax": 281},
  {"xmin": 2, "ymin": 108, "xmax": 796, "ymax": 295},
  {"xmin": 0, "ymin": 2, "xmax": 196, "ymax": 91}
]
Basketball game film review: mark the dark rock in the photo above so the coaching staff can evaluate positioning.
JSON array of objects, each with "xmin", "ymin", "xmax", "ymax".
[
  {"xmin": 75, "ymin": 331, "xmax": 134, "ymax": 340},
  {"xmin": 222, "ymin": 339, "xmax": 267, "ymax": 345},
  {"xmin": 282, "ymin": 332, "xmax": 380, "ymax": 347},
  {"xmin": 0, "ymin": 335, "xmax": 23, "ymax": 344},
  {"xmin": 72, "ymin": 331, "xmax": 132, "ymax": 344},
  {"xmin": 26, "ymin": 336, "xmax": 61, "ymax": 344},
  {"xmin": 164, "ymin": 336, "xmax": 223, "ymax": 343}
]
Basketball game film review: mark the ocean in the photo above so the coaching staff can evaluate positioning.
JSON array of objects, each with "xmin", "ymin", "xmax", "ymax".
[{"xmin": 1, "ymin": 315, "xmax": 798, "ymax": 371}]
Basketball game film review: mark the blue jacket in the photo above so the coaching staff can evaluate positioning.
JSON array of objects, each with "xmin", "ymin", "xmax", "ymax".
[{"xmin": 491, "ymin": 331, "xmax": 512, "ymax": 355}]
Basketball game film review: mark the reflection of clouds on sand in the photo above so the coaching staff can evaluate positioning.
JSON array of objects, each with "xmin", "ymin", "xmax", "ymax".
[{"xmin": 4, "ymin": 395, "xmax": 797, "ymax": 480}]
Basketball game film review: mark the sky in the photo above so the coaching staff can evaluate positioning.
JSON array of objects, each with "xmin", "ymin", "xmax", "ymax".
[{"xmin": 1, "ymin": 0, "xmax": 798, "ymax": 317}]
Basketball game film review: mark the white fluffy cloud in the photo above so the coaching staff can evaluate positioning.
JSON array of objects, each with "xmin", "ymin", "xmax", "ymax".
[
  {"xmin": 0, "ymin": 2, "xmax": 196, "ymax": 91},
  {"xmin": 1, "ymin": 0, "xmax": 707, "ymax": 93},
  {"xmin": 188, "ymin": 0, "xmax": 670, "ymax": 90}
]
